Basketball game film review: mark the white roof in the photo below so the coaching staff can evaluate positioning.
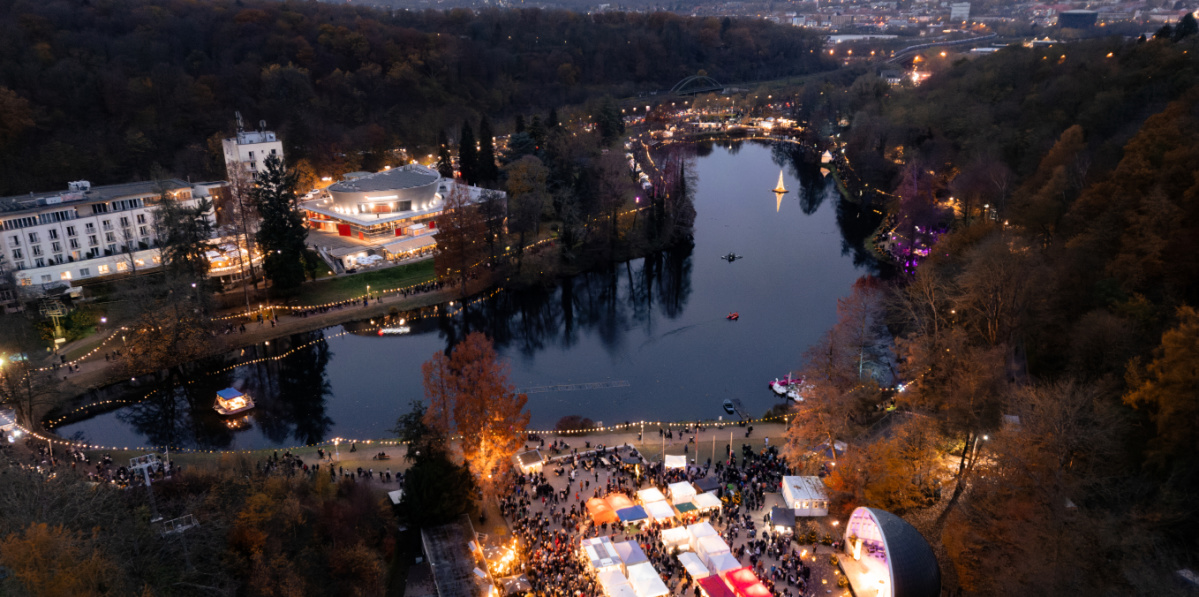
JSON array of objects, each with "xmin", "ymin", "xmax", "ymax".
[
  {"xmin": 693, "ymin": 492, "xmax": 722, "ymax": 510},
  {"xmin": 644, "ymin": 500, "xmax": 675, "ymax": 522},
  {"xmin": 668, "ymin": 481, "xmax": 696, "ymax": 504},
  {"xmin": 664, "ymin": 454, "xmax": 687, "ymax": 469},
  {"xmin": 598, "ymin": 570, "xmax": 633, "ymax": 594},
  {"xmin": 707, "ymin": 552, "xmax": 741, "ymax": 573},
  {"xmin": 782, "ymin": 476, "xmax": 828, "ymax": 501},
  {"xmin": 695, "ymin": 535, "xmax": 729, "ymax": 558},
  {"xmin": 660, "ymin": 526, "xmax": 690, "ymax": 549},
  {"xmin": 626, "ymin": 562, "xmax": 670, "ymax": 597},
  {"xmin": 383, "ymin": 234, "xmax": 437, "ymax": 254},
  {"xmin": 677, "ymin": 552, "xmax": 710, "ymax": 579},
  {"xmin": 637, "ymin": 487, "xmax": 667, "ymax": 503},
  {"xmin": 686, "ymin": 522, "xmax": 717, "ymax": 542}
]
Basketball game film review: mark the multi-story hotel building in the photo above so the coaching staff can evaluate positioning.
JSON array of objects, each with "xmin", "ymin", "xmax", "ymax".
[{"xmin": 0, "ymin": 179, "xmax": 220, "ymax": 295}]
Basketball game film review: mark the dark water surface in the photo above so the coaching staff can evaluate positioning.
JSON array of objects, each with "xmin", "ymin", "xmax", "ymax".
[{"xmin": 55, "ymin": 142, "xmax": 880, "ymax": 450}]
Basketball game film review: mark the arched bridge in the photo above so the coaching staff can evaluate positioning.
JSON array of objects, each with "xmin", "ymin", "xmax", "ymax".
[{"xmin": 670, "ymin": 75, "xmax": 725, "ymax": 95}]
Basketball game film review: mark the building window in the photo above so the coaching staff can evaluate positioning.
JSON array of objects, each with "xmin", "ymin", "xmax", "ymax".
[
  {"xmin": 31, "ymin": 245, "xmax": 42, "ymax": 256},
  {"xmin": 138, "ymin": 226, "xmax": 148, "ymax": 236},
  {"xmin": 79, "ymin": 268, "xmax": 90, "ymax": 277},
  {"xmin": 18, "ymin": 277, "xmax": 30, "ymax": 286},
  {"xmin": 27, "ymin": 232, "xmax": 39, "ymax": 243},
  {"xmin": 134, "ymin": 259, "xmax": 145, "ymax": 267},
  {"xmin": 88, "ymin": 235, "xmax": 98, "ymax": 247},
  {"xmin": 68, "ymin": 239, "xmax": 79, "ymax": 250},
  {"xmin": 119, "ymin": 216, "xmax": 129, "ymax": 227},
  {"xmin": 8, "ymin": 235, "xmax": 18, "ymax": 247},
  {"xmin": 107, "ymin": 244, "xmax": 116, "ymax": 254},
  {"xmin": 60, "ymin": 271, "xmax": 71, "ymax": 280},
  {"xmin": 98, "ymin": 264, "xmax": 110, "ymax": 274},
  {"xmin": 66, "ymin": 225, "xmax": 76, "ymax": 237},
  {"xmin": 151, "ymin": 256, "xmax": 161, "ymax": 265},
  {"xmin": 11, "ymin": 248, "xmax": 21, "ymax": 259},
  {"xmin": 102, "ymin": 220, "xmax": 112, "ymax": 231},
  {"xmin": 85, "ymin": 223, "xmax": 95, "ymax": 233},
  {"xmin": 51, "ymin": 242, "xmax": 61, "ymax": 253},
  {"xmin": 48, "ymin": 229, "xmax": 59, "ymax": 240},
  {"xmin": 105, "ymin": 232, "xmax": 115, "ymax": 243},
  {"xmin": 116, "ymin": 262, "xmax": 128, "ymax": 272},
  {"xmin": 40, "ymin": 274, "xmax": 50, "ymax": 283},
  {"xmin": 136, "ymin": 214, "xmax": 146, "ymax": 224}
]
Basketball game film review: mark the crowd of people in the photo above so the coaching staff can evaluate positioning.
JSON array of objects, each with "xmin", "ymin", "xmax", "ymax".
[{"xmin": 495, "ymin": 434, "xmax": 833, "ymax": 597}]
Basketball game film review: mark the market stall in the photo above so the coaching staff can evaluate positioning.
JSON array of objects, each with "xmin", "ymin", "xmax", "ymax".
[
  {"xmin": 692, "ymin": 477, "xmax": 721, "ymax": 494},
  {"xmin": 626, "ymin": 562, "xmax": 670, "ymax": 597},
  {"xmin": 695, "ymin": 535, "xmax": 731, "ymax": 570},
  {"xmin": 617, "ymin": 506, "xmax": 649, "ymax": 527},
  {"xmin": 644, "ymin": 500, "xmax": 676, "ymax": 523},
  {"xmin": 770, "ymin": 507, "xmax": 797, "ymax": 533},
  {"xmin": 698, "ymin": 575, "xmax": 736, "ymax": 597},
  {"xmin": 637, "ymin": 487, "xmax": 667, "ymax": 504},
  {"xmin": 582, "ymin": 536, "xmax": 622, "ymax": 574},
  {"xmin": 661, "ymin": 526, "xmax": 690, "ymax": 551},
  {"xmin": 692, "ymin": 492, "xmax": 723, "ymax": 512},
  {"xmin": 614, "ymin": 541, "xmax": 649, "ymax": 571},
  {"xmin": 606, "ymin": 494, "xmax": 636, "ymax": 512},
  {"xmin": 664, "ymin": 454, "xmax": 687, "ymax": 469},
  {"xmin": 598, "ymin": 570, "xmax": 638, "ymax": 597},
  {"xmin": 668, "ymin": 481, "xmax": 697, "ymax": 505},
  {"xmin": 587, "ymin": 498, "xmax": 620, "ymax": 525},
  {"xmin": 707, "ymin": 553, "xmax": 741, "ymax": 574},
  {"xmin": 686, "ymin": 522, "xmax": 718, "ymax": 550},
  {"xmin": 677, "ymin": 552, "xmax": 711, "ymax": 580}
]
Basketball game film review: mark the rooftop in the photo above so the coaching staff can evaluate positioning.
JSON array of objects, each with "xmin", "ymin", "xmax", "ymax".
[
  {"xmin": 227, "ymin": 130, "xmax": 278, "ymax": 145},
  {"xmin": 328, "ymin": 165, "xmax": 440, "ymax": 194},
  {"xmin": 0, "ymin": 179, "xmax": 192, "ymax": 215}
]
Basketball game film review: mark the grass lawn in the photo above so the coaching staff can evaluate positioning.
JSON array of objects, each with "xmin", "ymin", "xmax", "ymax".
[{"xmin": 292, "ymin": 259, "xmax": 435, "ymax": 306}]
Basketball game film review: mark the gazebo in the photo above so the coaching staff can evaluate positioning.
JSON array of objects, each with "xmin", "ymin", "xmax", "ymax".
[{"xmin": 840, "ymin": 507, "xmax": 941, "ymax": 597}]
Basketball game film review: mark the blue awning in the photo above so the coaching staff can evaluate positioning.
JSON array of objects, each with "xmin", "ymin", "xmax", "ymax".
[
  {"xmin": 617, "ymin": 506, "xmax": 648, "ymax": 522},
  {"xmin": 216, "ymin": 388, "xmax": 244, "ymax": 400}
]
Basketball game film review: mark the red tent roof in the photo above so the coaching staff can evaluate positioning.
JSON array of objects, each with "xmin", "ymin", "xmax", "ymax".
[
  {"xmin": 698, "ymin": 576, "xmax": 735, "ymax": 597},
  {"xmin": 723, "ymin": 567, "xmax": 761, "ymax": 593}
]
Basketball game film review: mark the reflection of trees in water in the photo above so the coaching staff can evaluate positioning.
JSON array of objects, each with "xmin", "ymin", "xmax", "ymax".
[
  {"xmin": 836, "ymin": 198, "xmax": 887, "ymax": 274},
  {"xmin": 439, "ymin": 242, "xmax": 695, "ymax": 360},
  {"xmin": 115, "ymin": 330, "xmax": 334, "ymax": 449},
  {"xmin": 770, "ymin": 141, "xmax": 828, "ymax": 215}
]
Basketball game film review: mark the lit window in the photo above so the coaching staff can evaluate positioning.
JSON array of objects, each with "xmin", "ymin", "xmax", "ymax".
[
  {"xmin": 152, "ymin": 256, "xmax": 161, "ymax": 265},
  {"xmin": 134, "ymin": 259, "xmax": 145, "ymax": 267},
  {"xmin": 98, "ymin": 264, "xmax": 110, "ymax": 274},
  {"xmin": 60, "ymin": 271, "xmax": 72, "ymax": 280},
  {"xmin": 18, "ymin": 277, "xmax": 31, "ymax": 286},
  {"xmin": 116, "ymin": 262, "xmax": 128, "ymax": 272}
]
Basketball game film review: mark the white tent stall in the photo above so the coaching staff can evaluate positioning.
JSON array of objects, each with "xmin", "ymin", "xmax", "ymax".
[
  {"xmin": 598, "ymin": 570, "xmax": 637, "ymax": 597},
  {"xmin": 644, "ymin": 500, "xmax": 676, "ymax": 523},
  {"xmin": 677, "ymin": 552, "xmax": 711, "ymax": 579},
  {"xmin": 695, "ymin": 535, "xmax": 731, "ymax": 570},
  {"xmin": 707, "ymin": 552, "xmax": 741, "ymax": 574},
  {"xmin": 692, "ymin": 492, "xmax": 722, "ymax": 512},
  {"xmin": 660, "ymin": 526, "xmax": 690, "ymax": 551},
  {"xmin": 626, "ymin": 562, "xmax": 670, "ymax": 597},
  {"xmin": 583, "ymin": 537, "xmax": 623, "ymax": 574},
  {"xmin": 637, "ymin": 487, "xmax": 667, "ymax": 504},
  {"xmin": 664, "ymin": 454, "xmax": 687, "ymax": 469},
  {"xmin": 668, "ymin": 481, "xmax": 697, "ymax": 505},
  {"xmin": 686, "ymin": 522, "xmax": 718, "ymax": 551}
]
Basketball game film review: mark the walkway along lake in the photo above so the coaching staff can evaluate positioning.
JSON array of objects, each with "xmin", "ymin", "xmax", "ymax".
[{"xmin": 54, "ymin": 142, "xmax": 883, "ymax": 451}]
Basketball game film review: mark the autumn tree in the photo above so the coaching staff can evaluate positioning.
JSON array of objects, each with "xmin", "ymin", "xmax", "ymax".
[
  {"xmin": 0, "ymin": 523, "xmax": 124, "ymax": 597},
  {"xmin": 1124, "ymin": 306, "xmax": 1199, "ymax": 471},
  {"xmin": 825, "ymin": 417, "xmax": 946, "ymax": 515},
  {"xmin": 433, "ymin": 184, "xmax": 487, "ymax": 294},
  {"xmin": 422, "ymin": 332, "xmax": 530, "ymax": 501},
  {"xmin": 252, "ymin": 155, "xmax": 310, "ymax": 296},
  {"xmin": 504, "ymin": 155, "xmax": 551, "ymax": 268}
]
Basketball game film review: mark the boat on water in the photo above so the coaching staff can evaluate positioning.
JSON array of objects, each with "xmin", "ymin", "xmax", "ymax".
[
  {"xmin": 722, "ymin": 252, "xmax": 741, "ymax": 262},
  {"xmin": 772, "ymin": 170, "xmax": 788, "ymax": 194},
  {"xmin": 214, "ymin": 388, "xmax": 255, "ymax": 416},
  {"xmin": 726, "ymin": 312, "xmax": 740, "ymax": 321},
  {"xmin": 722, "ymin": 399, "xmax": 736, "ymax": 415},
  {"xmin": 770, "ymin": 375, "xmax": 805, "ymax": 402}
]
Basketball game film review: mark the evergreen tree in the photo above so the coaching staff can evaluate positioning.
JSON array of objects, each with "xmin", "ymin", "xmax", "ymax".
[
  {"xmin": 597, "ymin": 97, "xmax": 625, "ymax": 144},
  {"xmin": 514, "ymin": 114, "xmax": 526, "ymax": 134},
  {"xmin": 547, "ymin": 107, "xmax": 560, "ymax": 130},
  {"xmin": 458, "ymin": 122, "xmax": 478, "ymax": 185},
  {"xmin": 436, "ymin": 130, "xmax": 454, "ymax": 178},
  {"xmin": 528, "ymin": 116, "xmax": 546, "ymax": 149},
  {"xmin": 477, "ymin": 116, "xmax": 499, "ymax": 185},
  {"xmin": 154, "ymin": 191, "xmax": 214, "ymax": 284},
  {"xmin": 252, "ymin": 155, "xmax": 309, "ymax": 296},
  {"xmin": 1173, "ymin": 12, "xmax": 1198, "ymax": 41}
]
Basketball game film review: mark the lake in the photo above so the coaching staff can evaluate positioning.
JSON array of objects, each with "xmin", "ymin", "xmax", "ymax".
[{"xmin": 53, "ymin": 141, "xmax": 881, "ymax": 451}]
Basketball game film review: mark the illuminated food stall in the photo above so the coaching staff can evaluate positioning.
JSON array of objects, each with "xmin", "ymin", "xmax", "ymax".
[
  {"xmin": 636, "ymin": 487, "xmax": 667, "ymax": 504},
  {"xmin": 677, "ymin": 552, "xmax": 711, "ymax": 580},
  {"xmin": 583, "ymin": 536, "xmax": 623, "ymax": 575},
  {"xmin": 626, "ymin": 562, "xmax": 670, "ymax": 597},
  {"xmin": 698, "ymin": 575, "xmax": 736, "ymax": 597},
  {"xmin": 660, "ymin": 526, "xmax": 690, "ymax": 551},
  {"xmin": 587, "ymin": 498, "xmax": 620, "ymax": 526},
  {"xmin": 668, "ymin": 482, "xmax": 696, "ymax": 505}
]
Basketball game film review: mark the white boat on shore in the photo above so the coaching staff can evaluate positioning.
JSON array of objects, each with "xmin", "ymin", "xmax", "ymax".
[{"xmin": 769, "ymin": 375, "xmax": 805, "ymax": 402}]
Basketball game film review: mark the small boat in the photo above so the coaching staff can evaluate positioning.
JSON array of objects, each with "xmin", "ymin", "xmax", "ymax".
[
  {"xmin": 722, "ymin": 253, "xmax": 740, "ymax": 262},
  {"xmin": 770, "ymin": 374, "xmax": 806, "ymax": 402},
  {"xmin": 726, "ymin": 312, "xmax": 740, "ymax": 321},
  {"xmin": 214, "ymin": 387, "xmax": 255, "ymax": 416},
  {"xmin": 772, "ymin": 170, "xmax": 788, "ymax": 194},
  {"xmin": 722, "ymin": 399, "xmax": 736, "ymax": 415}
]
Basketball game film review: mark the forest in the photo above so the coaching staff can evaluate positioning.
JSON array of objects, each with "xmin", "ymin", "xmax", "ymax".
[
  {"xmin": 0, "ymin": 0, "xmax": 829, "ymax": 195},
  {"xmin": 782, "ymin": 31, "xmax": 1199, "ymax": 596}
]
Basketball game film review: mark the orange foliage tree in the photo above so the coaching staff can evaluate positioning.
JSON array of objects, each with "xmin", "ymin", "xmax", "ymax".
[
  {"xmin": 0, "ymin": 523, "xmax": 122, "ymax": 596},
  {"xmin": 423, "ymin": 332, "xmax": 531, "ymax": 500}
]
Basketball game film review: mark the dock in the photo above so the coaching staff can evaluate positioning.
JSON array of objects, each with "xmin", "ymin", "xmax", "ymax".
[{"xmin": 729, "ymin": 398, "xmax": 751, "ymax": 421}]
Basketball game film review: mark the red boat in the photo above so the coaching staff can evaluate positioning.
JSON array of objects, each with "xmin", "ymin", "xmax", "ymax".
[{"xmin": 726, "ymin": 312, "xmax": 739, "ymax": 320}]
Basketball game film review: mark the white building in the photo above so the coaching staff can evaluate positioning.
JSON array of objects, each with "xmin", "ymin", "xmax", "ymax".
[
  {"xmin": 0, "ymin": 179, "xmax": 218, "ymax": 295},
  {"xmin": 221, "ymin": 115, "xmax": 284, "ymax": 178},
  {"xmin": 949, "ymin": 2, "xmax": 971, "ymax": 22},
  {"xmin": 781, "ymin": 476, "xmax": 830, "ymax": 517}
]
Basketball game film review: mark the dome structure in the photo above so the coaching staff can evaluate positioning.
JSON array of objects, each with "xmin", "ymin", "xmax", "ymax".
[
  {"xmin": 842, "ymin": 507, "xmax": 941, "ymax": 597},
  {"xmin": 325, "ymin": 164, "xmax": 443, "ymax": 216}
]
